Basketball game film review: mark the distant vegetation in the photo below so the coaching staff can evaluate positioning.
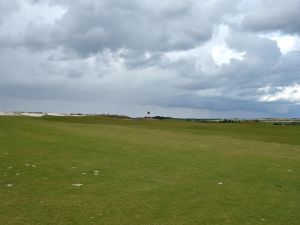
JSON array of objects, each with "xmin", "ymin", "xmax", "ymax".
[
  {"xmin": 1, "ymin": 111, "xmax": 299, "ymax": 125},
  {"xmin": 273, "ymin": 122, "xmax": 300, "ymax": 126}
]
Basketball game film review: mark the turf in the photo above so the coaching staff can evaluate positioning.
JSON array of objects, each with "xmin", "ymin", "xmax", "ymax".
[{"xmin": 0, "ymin": 116, "xmax": 299, "ymax": 225}]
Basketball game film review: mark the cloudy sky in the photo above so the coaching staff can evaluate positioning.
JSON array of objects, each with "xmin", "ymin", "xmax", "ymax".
[{"xmin": 0, "ymin": 0, "xmax": 300, "ymax": 118}]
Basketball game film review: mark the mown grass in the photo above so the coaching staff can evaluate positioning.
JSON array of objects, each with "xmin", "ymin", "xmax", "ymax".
[{"xmin": 0, "ymin": 116, "xmax": 299, "ymax": 225}]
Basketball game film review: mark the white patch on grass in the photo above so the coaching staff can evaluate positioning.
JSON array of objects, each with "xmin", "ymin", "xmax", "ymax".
[
  {"xmin": 6, "ymin": 184, "xmax": 13, "ymax": 187},
  {"xmin": 218, "ymin": 182, "xmax": 223, "ymax": 185},
  {"xmin": 16, "ymin": 173, "xmax": 20, "ymax": 176},
  {"xmin": 25, "ymin": 164, "xmax": 30, "ymax": 166},
  {"xmin": 72, "ymin": 184, "xmax": 83, "ymax": 187},
  {"xmin": 82, "ymin": 173, "xmax": 86, "ymax": 175},
  {"xmin": 288, "ymin": 169, "xmax": 292, "ymax": 172},
  {"xmin": 31, "ymin": 165, "xmax": 36, "ymax": 167}
]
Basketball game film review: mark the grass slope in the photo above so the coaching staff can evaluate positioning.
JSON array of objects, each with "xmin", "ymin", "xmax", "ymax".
[{"xmin": 0, "ymin": 116, "xmax": 299, "ymax": 225}]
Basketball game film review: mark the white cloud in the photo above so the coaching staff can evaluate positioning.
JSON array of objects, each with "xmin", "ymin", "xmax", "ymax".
[
  {"xmin": 163, "ymin": 25, "xmax": 245, "ymax": 69},
  {"xmin": 204, "ymin": 25, "xmax": 245, "ymax": 66},
  {"xmin": 0, "ymin": 0, "xmax": 66, "ymax": 36},
  {"xmin": 211, "ymin": 45, "xmax": 245, "ymax": 65},
  {"xmin": 259, "ymin": 84, "xmax": 300, "ymax": 103},
  {"xmin": 260, "ymin": 33, "xmax": 300, "ymax": 54}
]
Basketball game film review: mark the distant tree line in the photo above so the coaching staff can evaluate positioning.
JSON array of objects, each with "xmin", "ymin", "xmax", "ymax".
[
  {"xmin": 152, "ymin": 116, "xmax": 172, "ymax": 120},
  {"xmin": 273, "ymin": 122, "xmax": 300, "ymax": 126}
]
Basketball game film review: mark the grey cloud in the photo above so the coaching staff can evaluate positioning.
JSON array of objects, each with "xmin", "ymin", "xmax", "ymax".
[
  {"xmin": 0, "ymin": 0, "xmax": 20, "ymax": 24},
  {"xmin": 242, "ymin": 0, "xmax": 300, "ymax": 34},
  {"xmin": 144, "ymin": 88, "xmax": 300, "ymax": 118},
  {"xmin": 151, "ymin": 31, "xmax": 300, "ymax": 115},
  {"xmin": 20, "ymin": 0, "xmax": 241, "ymax": 54},
  {"xmin": 0, "ymin": 0, "xmax": 300, "ymax": 118}
]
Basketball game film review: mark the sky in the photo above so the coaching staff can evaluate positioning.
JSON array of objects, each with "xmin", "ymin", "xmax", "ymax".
[{"xmin": 0, "ymin": 0, "xmax": 300, "ymax": 118}]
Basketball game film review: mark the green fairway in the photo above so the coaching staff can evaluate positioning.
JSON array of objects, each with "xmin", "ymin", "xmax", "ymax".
[{"xmin": 0, "ymin": 116, "xmax": 299, "ymax": 225}]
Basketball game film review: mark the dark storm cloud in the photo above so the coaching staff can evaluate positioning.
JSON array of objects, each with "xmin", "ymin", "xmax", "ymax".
[{"xmin": 20, "ymin": 0, "xmax": 242, "ymax": 54}]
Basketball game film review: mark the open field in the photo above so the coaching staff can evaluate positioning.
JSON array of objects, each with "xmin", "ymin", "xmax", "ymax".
[{"xmin": 0, "ymin": 116, "xmax": 299, "ymax": 225}]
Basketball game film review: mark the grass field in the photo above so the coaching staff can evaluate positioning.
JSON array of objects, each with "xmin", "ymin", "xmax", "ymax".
[{"xmin": 0, "ymin": 116, "xmax": 299, "ymax": 225}]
